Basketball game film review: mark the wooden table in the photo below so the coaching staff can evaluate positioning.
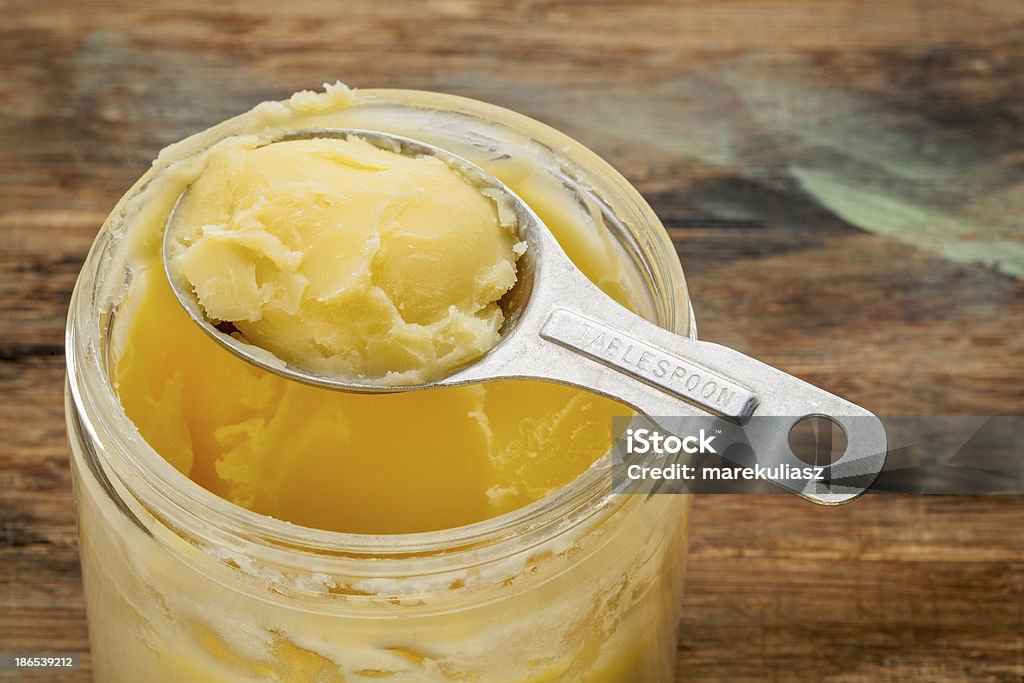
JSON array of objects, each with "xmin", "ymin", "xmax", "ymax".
[{"xmin": 2, "ymin": 1, "xmax": 1022, "ymax": 680}]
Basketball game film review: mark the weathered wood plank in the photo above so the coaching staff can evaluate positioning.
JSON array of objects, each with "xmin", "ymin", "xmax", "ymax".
[{"xmin": 1, "ymin": 1, "xmax": 1021, "ymax": 681}]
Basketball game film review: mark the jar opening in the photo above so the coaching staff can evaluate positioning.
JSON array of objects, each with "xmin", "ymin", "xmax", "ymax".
[{"xmin": 66, "ymin": 90, "xmax": 692, "ymax": 573}]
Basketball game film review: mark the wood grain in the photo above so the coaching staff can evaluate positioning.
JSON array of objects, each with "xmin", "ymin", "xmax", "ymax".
[{"xmin": 1, "ymin": 1, "xmax": 1022, "ymax": 681}]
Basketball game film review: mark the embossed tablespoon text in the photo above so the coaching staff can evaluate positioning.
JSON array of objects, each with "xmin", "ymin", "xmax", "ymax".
[{"xmin": 163, "ymin": 129, "xmax": 887, "ymax": 504}]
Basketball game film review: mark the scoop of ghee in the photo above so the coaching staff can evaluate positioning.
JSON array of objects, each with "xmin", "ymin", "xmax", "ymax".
[{"xmin": 168, "ymin": 136, "xmax": 522, "ymax": 384}]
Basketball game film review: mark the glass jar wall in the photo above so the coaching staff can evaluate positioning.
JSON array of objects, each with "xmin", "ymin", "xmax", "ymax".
[{"xmin": 66, "ymin": 86, "xmax": 695, "ymax": 682}]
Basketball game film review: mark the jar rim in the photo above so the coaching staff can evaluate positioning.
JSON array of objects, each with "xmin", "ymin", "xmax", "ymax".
[{"xmin": 65, "ymin": 88, "xmax": 694, "ymax": 573}]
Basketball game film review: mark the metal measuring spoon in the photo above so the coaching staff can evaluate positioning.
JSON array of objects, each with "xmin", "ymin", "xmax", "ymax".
[{"xmin": 163, "ymin": 128, "xmax": 887, "ymax": 504}]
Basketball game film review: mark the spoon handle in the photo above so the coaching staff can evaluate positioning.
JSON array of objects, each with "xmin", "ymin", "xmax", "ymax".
[
  {"xmin": 450, "ymin": 266, "xmax": 888, "ymax": 504},
  {"xmin": 540, "ymin": 303, "xmax": 887, "ymax": 503}
]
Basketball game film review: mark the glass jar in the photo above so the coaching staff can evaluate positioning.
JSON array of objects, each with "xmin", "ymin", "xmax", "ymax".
[{"xmin": 66, "ymin": 88, "xmax": 695, "ymax": 682}]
